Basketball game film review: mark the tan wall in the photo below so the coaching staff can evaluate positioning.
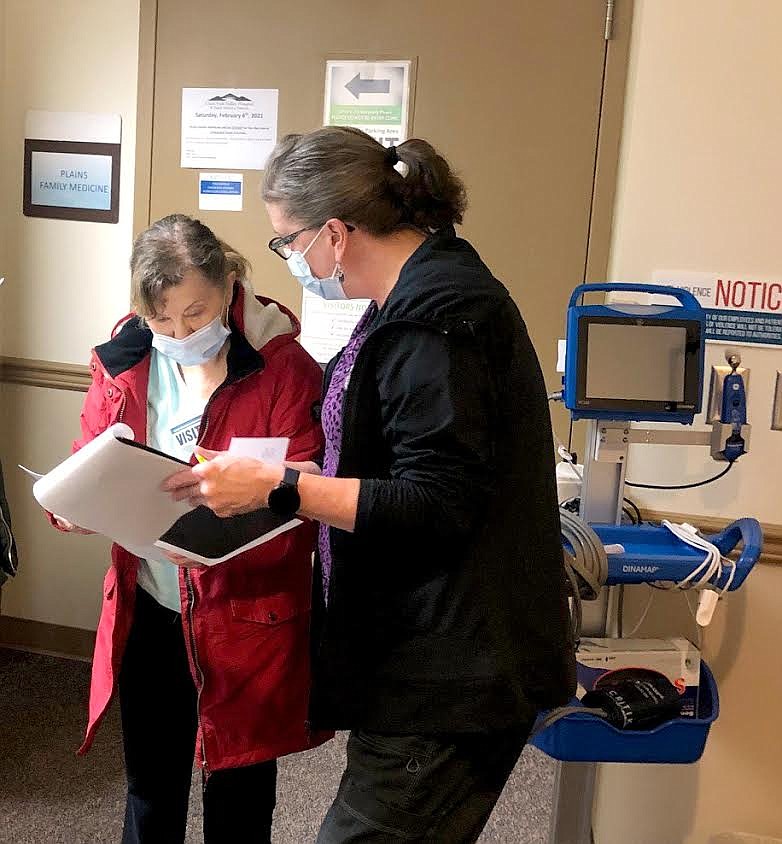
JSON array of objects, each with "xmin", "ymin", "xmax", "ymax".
[
  {"xmin": 1, "ymin": 0, "xmax": 139, "ymax": 364},
  {"xmin": 0, "ymin": 0, "xmax": 140, "ymax": 631},
  {"xmin": 594, "ymin": 2, "xmax": 782, "ymax": 842},
  {"xmin": 1, "ymin": 0, "xmax": 9, "ymax": 356}
]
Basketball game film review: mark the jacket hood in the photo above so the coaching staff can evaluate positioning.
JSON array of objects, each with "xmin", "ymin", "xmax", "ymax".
[
  {"xmin": 95, "ymin": 278, "xmax": 299, "ymax": 379},
  {"xmin": 377, "ymin": 226, "xmax": 512, "ymax": 331}
]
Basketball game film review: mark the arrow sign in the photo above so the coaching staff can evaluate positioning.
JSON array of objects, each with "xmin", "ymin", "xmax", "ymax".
[{"xmin": 345, "ymin": 74, "xmax": 391, "ymax": 100}]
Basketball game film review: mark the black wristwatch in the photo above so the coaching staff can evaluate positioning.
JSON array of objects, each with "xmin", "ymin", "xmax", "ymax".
[{"xmin": 267, "ymin": 467, "xmax": 301, "ymax": 517}]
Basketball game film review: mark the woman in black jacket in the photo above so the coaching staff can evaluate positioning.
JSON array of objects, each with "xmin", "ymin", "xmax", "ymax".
[
  {"xmin": 166, "ymin": 126, "xmax": 575, "ymax": 843},
  {"xmin": 0, "ymin": 460, "xmax": 19, "ymax": 586}
]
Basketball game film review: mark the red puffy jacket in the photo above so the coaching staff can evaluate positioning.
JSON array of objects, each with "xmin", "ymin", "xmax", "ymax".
[{"xmin": 62, "ymin": 280, "xmax": 331, "ymax": 773}]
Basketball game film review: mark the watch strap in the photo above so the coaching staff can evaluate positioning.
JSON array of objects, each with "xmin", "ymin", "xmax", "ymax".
[{"xmin": 282, "ymin": 467, "xmax": 300, "ymax": 487}]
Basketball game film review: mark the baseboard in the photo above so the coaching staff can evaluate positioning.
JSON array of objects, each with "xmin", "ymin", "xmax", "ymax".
[{"xmin": 0, "ymin": 614, "xmax": 94, "ymax": 660}]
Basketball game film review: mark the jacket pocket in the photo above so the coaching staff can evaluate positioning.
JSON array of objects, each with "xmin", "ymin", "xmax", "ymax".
[{"xmin": 230, "ymin": 593, "xmax": 304, "ymax": 626}]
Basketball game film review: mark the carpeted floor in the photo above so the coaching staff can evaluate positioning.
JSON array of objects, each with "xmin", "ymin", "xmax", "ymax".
[{"xmin": 0, "ymin": 647, "xmax": 555, "ymax": 843}]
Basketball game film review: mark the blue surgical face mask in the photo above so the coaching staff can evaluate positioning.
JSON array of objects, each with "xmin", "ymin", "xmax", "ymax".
[
  {"xmin": 151, "ymin": 314, "xmax": 230, "ymax": 366},
  {"xmin": 286, "ymin": 224, "xmax": 347, "ymax": 301}
]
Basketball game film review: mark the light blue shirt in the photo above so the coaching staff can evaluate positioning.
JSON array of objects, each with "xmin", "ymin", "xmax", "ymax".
[{"xmin": 136, "ymin": 349, "xmax": 206, "ymax": 612}]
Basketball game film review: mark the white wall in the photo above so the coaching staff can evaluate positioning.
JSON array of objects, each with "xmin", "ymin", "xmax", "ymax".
[
  {"xmin": 1, "ymin": 0, "xmax": 139, "ymax": 364},
  {"xmin": 594, "ymin": 2, "xmax": 782, "ymax": 842},
  {"xmin": 608, "ymin": 0, "xmax": 782, "ymax": 526},
  {"xmin": 1, "ymin": 0, "xmax": 140, "ymax": 630}
]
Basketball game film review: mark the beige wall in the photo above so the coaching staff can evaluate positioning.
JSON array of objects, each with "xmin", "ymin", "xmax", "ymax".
[
  {"xmin": 1, "ymin": 0, "xmax": 139, "ymax": 364},
  {"xmin": 0, "ymin": 0, "xmax": 140, "ymax": 630},
  {"xmin": 1, "ymin": 0, "xmax": 9, "ymax": 356},
  {"xmin": 594, "ymin": 2, "xmax": 782, "ymax": 842}
]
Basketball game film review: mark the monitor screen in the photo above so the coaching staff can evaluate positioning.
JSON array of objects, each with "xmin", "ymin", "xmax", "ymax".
[{"xmin": 585, "ymin": 323, "xmax": 688, "ymax": 403}]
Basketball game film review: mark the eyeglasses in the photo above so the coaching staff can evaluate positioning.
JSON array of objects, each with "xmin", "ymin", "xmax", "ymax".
[
  {"xmin": 267, "ymin": 224, "xmax": 355, "ymax": 260},
  {"xmin": 268, "ymin": 227, "xmax": 311, "ymax": 260}
]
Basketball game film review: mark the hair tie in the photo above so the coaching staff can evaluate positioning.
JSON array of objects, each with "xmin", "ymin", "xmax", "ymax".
[{"xmin": 385, "ymin": 145, "xmax": 400, "ymax": 166}]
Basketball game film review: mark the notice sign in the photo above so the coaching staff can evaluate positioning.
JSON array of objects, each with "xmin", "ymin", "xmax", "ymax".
[
  {"xmin": 199, "ymin": 172, "xmax": 243, "ymax": 212},
  {"xmin": 181, "ymin": 88, "xmax": 278, "ymax": 170},
  {"xmin": 23, "ymin": 111, "xmax": 121, "ymax": 223},
  {"xmin": 652, "ymin": 270, "xmax": 782, "ymax": 348},
  {"xmin": 323, "ymin": 60, "xmax": 411, "ymax": 149},
  {"xmin": 299, "ymin": 294, "xmax": 372, "ymax": 365}
]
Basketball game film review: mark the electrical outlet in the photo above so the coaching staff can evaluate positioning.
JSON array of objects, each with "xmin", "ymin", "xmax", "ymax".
[{"xmin": 707, "ymin": 365, "xmax": 750, "ymax": 423}]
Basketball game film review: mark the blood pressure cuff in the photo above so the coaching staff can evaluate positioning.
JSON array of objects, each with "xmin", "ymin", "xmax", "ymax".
[{"xmin": 582, "ymin": 669, "xmax": 682, "ymax": 730}]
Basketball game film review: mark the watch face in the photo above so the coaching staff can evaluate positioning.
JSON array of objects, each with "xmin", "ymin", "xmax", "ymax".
[{"xmin": 269, "ymin": 483, "xmax": 300, "ymax": 515}]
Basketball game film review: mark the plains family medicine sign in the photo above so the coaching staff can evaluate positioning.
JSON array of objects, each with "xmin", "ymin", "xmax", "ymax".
[{"xmin": 23, "ymin": 111, "xmax": 121, "ymax": 223}]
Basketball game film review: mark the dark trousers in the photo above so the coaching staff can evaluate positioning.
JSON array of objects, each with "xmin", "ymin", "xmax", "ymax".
[
  {"xmin": 119, "ymin": 587, "xmax": 277, "ymax": 844},
  {"xmin": 316, "ymin": 722, "xmax": 534, "ymax": 843}
]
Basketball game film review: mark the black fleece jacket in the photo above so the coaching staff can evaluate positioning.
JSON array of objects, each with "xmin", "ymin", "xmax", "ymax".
[
  {"xmin": 0, "ymin": 460, "xmax": 19, "ymax": 586},
  {"xmin": 309, "ymin": 226, "xmax": 575, "ymax": 733}
]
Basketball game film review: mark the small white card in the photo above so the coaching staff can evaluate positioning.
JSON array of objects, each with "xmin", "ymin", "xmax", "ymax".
[
  {"xmin": 228, "ymin": 437, "xmax": 289, "ymax": 464},
  {"xmin": 199, "ymin": 172, "xmax": 243, "ymax": 211}
]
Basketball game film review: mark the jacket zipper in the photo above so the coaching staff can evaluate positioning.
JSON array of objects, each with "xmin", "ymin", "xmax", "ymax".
[{"xmin": 185, "ymin": 567, "xmax": 209, "ymax": 776}]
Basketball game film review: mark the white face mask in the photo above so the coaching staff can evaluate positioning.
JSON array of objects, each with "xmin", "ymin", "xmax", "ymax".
[
  {"xmin": 286, "ymin": 224, "xmax": 347, "ymax": 301},
  {"xmin": 151, "ymin": 314, "xmax": 230, "ymax": 366}
]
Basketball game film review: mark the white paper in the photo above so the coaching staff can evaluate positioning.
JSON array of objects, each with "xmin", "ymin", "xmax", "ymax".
[
  {"xmin": 181, "ymin": 88, "xmax": 278, "ymax": 170},
  {"xmin": 228, "ymin": 437, "xmax": 289, "ymax": 464},
  {"xmin": 199, "ymin": 172, "xmax": 243, "ymax": 211},
  {"xmin": 557, "ymin": 339, "xmax": 567, "ymax": 373},
  {"xmin": 18, "ymin": 464, "xmax": 44, "ymax": 481},
  {"xmin": 299, "ymin": 293, "xmax": 373, "ymax": 365},
  {"xmin": 32, "ymin": 424, "xmax": 194, "ymax": 549}
]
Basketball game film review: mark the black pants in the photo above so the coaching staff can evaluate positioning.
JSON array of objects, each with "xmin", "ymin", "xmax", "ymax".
[
  {"xmin": 118, "ymin": 587, "xmax": 277, "ymax": 844},
  {"xmin": 316, "ymin": 723, "xmax": 534, "ymax": 843}
]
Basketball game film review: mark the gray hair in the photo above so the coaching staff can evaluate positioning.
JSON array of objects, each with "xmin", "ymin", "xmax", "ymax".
[
  {"xmin": 261, "ymin": 126, "xmax": 467, "ymax": 236},
  {"xmin": 130, "ymin": 214, "xmax": 249, "ymax": 317}
]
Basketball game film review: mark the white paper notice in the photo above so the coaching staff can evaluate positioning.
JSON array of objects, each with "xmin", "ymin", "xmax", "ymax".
[
  {"xmin": 300, "ymin": 293, "xmax": 373, "ymax": 364},
  {"xmin": 199, "ymin": 172, "xmax": 243, "ymax": 211},
  {"xmin": 228, "ymin": 438, "xmax": 289, "ymax": 464},
  {"xmin": 181, "ymin": 88, "xmax": 278, "ymax": 170}
]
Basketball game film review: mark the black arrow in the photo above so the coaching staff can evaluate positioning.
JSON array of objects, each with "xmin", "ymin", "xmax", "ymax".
[{"xmin": 345, "ymin": 74, "xmax": 391, "ymax": 100}]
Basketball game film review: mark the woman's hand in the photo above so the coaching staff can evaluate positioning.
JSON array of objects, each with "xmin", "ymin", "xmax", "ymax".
[
  {"xmin": 53, "ymin": 514, "xmax": 95, "ymax": 535},
  {"xmin": 162, "ymin": 447, "xmax": 284, "ymax": 518}
]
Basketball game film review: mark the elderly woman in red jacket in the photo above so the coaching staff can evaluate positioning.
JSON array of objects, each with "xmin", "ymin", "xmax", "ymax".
[{"xmin": 51, "ymin": 214, "xmax": 329, "ymax": 844}]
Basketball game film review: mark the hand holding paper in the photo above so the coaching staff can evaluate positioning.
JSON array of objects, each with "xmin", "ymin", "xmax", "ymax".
[
  {"xmin": 164, "ymin": 446, "xmax": 284, "ymax": 518},
  {"xmin": 31, "ymin": 425, "xmax": 300, "ymax": 566},
  {"xmin": 53, "ymin": 514, "xmax": 95, "ymax": 535}
]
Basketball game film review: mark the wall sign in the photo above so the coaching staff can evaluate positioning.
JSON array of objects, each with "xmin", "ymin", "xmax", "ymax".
[
  {"xmin": 23, "ymin": 111, "xmax": 121, "ymax": 224},
  {"xmin": 652, "ymin": 271, "xmax": 782, "ymax": 349},
  {"xmin": 323, "ymin": 60, "xmax": 411, "ymax": 149},
  {"xmin": 181, "ymin": 88, "xmax": 278, "ymax": 170},
  {"xmin": 198, "ymin": 172, "xmax": 243, "ymax": 211}
]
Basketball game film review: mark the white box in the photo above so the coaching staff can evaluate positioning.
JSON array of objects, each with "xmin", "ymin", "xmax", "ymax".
[{"xmin": 576, "ymin": 637, "xmax": 701, "ymax": 717}]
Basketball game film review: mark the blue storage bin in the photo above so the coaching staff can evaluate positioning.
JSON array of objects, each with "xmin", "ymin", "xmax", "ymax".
[{"xmin": 530, "ymin": 661, "xmax": 719, "ymax": 764}]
